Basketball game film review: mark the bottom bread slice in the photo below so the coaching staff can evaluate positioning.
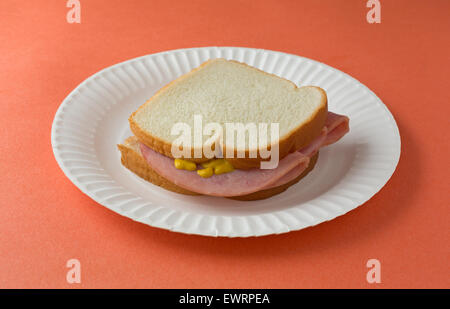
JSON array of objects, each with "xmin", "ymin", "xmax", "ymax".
[{"xmin": 117, "ymin": 136, "xmax": 318, "ymax": 201}]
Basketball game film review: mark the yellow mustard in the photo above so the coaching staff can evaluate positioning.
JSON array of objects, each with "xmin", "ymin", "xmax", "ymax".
[
  {"xmin": 174, "ymin": 158, "xmax": 234, "ymax": 177},
  {"xmin": 174, "ymin": 158, "xmax": 197, "ymax": 171},
  {"xmin": 197, "ymin": 167, "xmax": 214, "ymax": 178},
  {"xmin": 213, "ymin": 160, "xmax": 234, "ymax": 175}
]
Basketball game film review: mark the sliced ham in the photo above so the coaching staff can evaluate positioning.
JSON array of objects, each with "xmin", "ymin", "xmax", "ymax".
[
  {"xmin": 323, "ymin": 111, "xmax": 350, "ymax": 146},
  {"xmin": 140, "ymin": 112, "xmax": 349, "ymax": 197},
  {"xmin": 263, "ymin": 161, "xmax": 309, "ymax": 189},
  {"xmin": 262, "ymin": 129, "xmax": 328, "ymax": 190},
  {"xmin": 141, "ymin": 146, "xmax": 311, "ymax": 197},
  {"xmin": 265, "ymin": 113, "xmax": 348, "ymax": 189}
]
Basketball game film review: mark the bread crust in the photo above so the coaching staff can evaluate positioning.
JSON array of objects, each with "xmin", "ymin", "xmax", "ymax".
[
  {"xmin": 129, "ymin": 59, "xmax": 328, "ymax": 169},
  {"xmin": 118, "ymin": 137, "xmax": 319, "ymax": 200},
  {"xmin": 117, "ymin": 137, "xmax": 198, "ymax": 196}
]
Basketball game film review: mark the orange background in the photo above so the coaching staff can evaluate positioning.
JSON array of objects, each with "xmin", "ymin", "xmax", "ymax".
[{"xmin": 0, "ymin": 0, "xmax": 449, "ymax": 289}]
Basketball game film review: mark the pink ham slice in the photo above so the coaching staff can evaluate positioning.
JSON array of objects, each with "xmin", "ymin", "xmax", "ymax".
[
  {"xmin": 262, "ymin": 129, "xmax": 328, "ymax": 190},
  {"xmin": 140, "ymin": 112, "xmax": 349, "ymax": 197},
  {"xmin": 141, "ymin": 146, "xmax": 311, "ymax": 197},
  {"xmin": 323, "ymin": 112, "xmax": 350, "ymax": 146}
]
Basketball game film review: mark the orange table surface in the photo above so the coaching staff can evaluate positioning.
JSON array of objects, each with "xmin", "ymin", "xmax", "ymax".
[{"xmin": 0, "ymin": 0, "xmax": 449, "ymax": 289}]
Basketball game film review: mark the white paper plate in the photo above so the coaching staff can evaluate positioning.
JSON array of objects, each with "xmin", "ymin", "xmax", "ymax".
[{"xmin": 51, "ymin": 47, "xmax": 400, "ymax": 237}]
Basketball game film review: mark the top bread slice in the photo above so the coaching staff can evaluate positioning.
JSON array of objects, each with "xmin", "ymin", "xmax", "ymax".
[{"xmin": 129, "ymin": 58, "xmax": 327, "ymax": 169}]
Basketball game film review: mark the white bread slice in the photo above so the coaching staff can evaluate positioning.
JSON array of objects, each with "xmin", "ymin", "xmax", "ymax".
[
  {"xmin": 129, "ymin": 58, "xmax": 327, "ymax": 169},
  {"xmin": 117, "ymin": 136, "xmax": 319, "ymax": 201}
]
